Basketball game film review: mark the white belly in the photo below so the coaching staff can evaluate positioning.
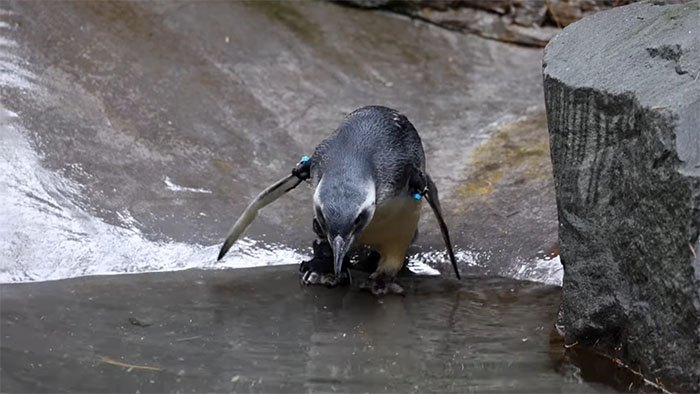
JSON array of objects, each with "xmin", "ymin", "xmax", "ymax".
[{"xmin": 355, "ymin": 196, "xmax": 421, "ymax": 275}]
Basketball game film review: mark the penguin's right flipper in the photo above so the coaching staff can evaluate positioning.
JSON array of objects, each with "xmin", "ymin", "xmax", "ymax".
[
  {"xmin": 409, "ymin": 169, "xmax": 461, "ymax": 280},
  {"xmin": 423, "ymin": 174, "xmax": 461, "ymax": 279},
  {"xmin": 217, "ymin": 158, "xmax": 311, "ymax": 261}
]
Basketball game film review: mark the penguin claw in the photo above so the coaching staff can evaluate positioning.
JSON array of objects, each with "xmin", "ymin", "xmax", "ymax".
[
  {"xmin": 300, "ymin": 269, "xmax": 348, "ymax": 287},
  {"xmin": 360, "ymin": 274, "xmax": 405, "ymax": 297},
  {"xmin": 299, "ymin": 238, "xmax": 350, "ymax": 287},
  {"xmin": 301, "ymin": 270, "xmax": 318, "ymax": 285},
  {"xmin": 387, "ymin": 282, "xmax": 405, "ymax": 295}
]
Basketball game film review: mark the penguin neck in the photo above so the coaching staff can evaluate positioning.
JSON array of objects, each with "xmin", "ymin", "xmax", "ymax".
[{"xmin": 315, "ymin": 156, "xmax": 376, "ymax": 216}]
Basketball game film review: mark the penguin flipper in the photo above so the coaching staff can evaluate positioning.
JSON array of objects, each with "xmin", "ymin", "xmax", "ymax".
[
  {"xmin": 410, "ymin": 170, "xmax": 461, "ymax": 280},
  {"xmin": 217, "ymin": 159, "xmax": 310, "ymax": 261}
]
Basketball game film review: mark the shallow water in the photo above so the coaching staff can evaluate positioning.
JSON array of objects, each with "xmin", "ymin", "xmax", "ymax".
[{"xmin": 1, "ymin": 267, "xmax": 609, "ymax": 393}]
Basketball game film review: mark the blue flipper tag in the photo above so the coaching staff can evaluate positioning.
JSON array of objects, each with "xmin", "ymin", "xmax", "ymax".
[
  {"xmin": 413, "ymin": 193, "xmax": 422, "ymax": 200},
  {"xmin": 300, "ymin": 155, "xmax": 310, "ymax": 163}
]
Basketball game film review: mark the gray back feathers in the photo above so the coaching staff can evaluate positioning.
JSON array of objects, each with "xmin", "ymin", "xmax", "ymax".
[{"xmin": 310, "ymin": 106, "xmax": 425, "ymax": 203}]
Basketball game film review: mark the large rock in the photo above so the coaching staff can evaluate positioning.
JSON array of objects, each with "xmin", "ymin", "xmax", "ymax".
[{"xmin": 543, "ymin": 1, "xmax": 700, "ymax": 391}]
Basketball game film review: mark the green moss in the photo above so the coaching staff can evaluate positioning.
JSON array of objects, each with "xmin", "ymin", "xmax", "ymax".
[
  {"xmin": 663, "ymin": 1, "xmax": 700, "ymax": 21},
  {"xmin": 242, "ymin": 0, "xmax": 321, "ymax": 45},
  {"xmin": 453, "ymin": 113, "xmax": 551, "ymax": 210},
  {"xmin": 87, "ymin": 1, "xmax": 154, "ymax": 35},
  {"xmin": 212, "ymin": 159, "xmax": 233, "ymax": 173}
]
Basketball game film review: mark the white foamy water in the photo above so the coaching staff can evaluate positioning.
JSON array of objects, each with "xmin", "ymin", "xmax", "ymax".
[
  {"xmin": 164, "ymin": 176, "xmax": 213, "ymax": 194},
  {"xmin": 0, "ymin": 16, "xmax": 309, "ymax": 284},
  {"xmin": 510, "ymin": 255, "xmax": 563, "ymax": 286},
  {"xmin": 407, "ymin": 249, "xmax": 482, "ymax": 276},
  {"xmin": 0, "ymin": 112, "xmax": 310, "ymax": 283}
]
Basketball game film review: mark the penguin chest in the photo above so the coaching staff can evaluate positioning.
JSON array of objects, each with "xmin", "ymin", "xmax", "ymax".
[{"xmin": 355, "ymin": 196, "xmax": 421, "ymax": 249}]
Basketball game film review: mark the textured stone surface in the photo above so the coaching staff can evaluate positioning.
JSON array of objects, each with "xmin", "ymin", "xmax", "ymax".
[
  {"xmin": 543, "ymin": 0, "xmax": 700, "ymax": 391},
  {"xmin": 334, "ymin": 0, "xmax": 648, "ymax": 46}
]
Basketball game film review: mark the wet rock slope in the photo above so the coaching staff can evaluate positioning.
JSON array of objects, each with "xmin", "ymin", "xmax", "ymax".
[{"xmin": 0, "ymin": 0, "xmax": 559, "ymax": 283}]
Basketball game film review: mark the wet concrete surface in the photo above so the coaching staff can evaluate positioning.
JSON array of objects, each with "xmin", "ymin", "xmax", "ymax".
[
  {"xmin": 0, "ymin": 0, "xmax": 559, "ymax": 283},
  {"xmin": 1, "ymin": 266, "xmax": 613, "ymax": 393}
]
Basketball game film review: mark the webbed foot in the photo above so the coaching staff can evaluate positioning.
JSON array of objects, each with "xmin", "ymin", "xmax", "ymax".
[
  {"xmin": 360, "ymin": 272, "xmax": 404, "ymax": 296},
  {"xmin": 299, "ymin": 239, "xmax": 349, "ymax": 287},
  {"xmin": 301, "ymin": 270, "xmax": 348, "ymax": 286}
]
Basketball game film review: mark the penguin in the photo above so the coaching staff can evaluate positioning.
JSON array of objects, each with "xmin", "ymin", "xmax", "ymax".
[{"xmin": 217, "ymin": 106, "xmax": 460, "ymax": 295}]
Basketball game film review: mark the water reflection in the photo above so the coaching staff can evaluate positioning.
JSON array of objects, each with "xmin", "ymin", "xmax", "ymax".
[{"xmin": 204, "ymin": 271, "xmax": 608, "ymax": 393}]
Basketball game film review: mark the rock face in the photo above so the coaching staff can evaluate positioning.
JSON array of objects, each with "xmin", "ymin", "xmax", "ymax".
[
  {"xmin": 334, "ymin": 0, "xmax": 647, "ymax": 46},
  {"xmin": 543, "ymin": 1, "xmax": 700, "ymax": 391}
]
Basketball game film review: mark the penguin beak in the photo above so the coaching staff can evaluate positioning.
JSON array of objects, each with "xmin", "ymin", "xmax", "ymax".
[{"xmin": 332, "ymin": 235, "xmax": 351, "ymax": 277}]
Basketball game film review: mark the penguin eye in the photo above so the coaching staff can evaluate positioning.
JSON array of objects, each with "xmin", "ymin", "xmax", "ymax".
[
  {"xmin": 315, "ymin": 209, "xmax": 326, "ymax": 227},
  {"xmin": 354, "ymin": 210, "xmax": 368, "ymax": 227}
]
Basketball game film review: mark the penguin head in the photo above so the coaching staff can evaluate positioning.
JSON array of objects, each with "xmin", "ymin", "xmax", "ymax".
[{"xmin": 313, "ymin": 176, "xmax": 376, "ymax": 277}]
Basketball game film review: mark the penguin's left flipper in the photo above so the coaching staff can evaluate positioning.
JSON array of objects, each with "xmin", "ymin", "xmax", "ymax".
[
  {"xmin": 409, "ymin": 170, "xmax": 461, "ymax": 280},
  {"xmin": 217, "ymin": 159, "xmax": 311, "ymax": 261}
]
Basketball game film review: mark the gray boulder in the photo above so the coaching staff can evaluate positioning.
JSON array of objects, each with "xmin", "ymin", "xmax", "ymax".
[{"xmin": 543, "ymin": 0, "xmax": 700, "ymax": 391}]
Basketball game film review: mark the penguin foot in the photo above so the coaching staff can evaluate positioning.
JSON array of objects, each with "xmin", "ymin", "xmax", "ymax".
[
  {"xmin": 301, "ymin": 270, "xmax": 348, "ymax": 287},
  {"xmin": 299, "ymin": 239, "xmax": 349, "ymax": 287},
  {"xmin": 360, "ymin": 272, "xmax": 404, "ymax": 296}
]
